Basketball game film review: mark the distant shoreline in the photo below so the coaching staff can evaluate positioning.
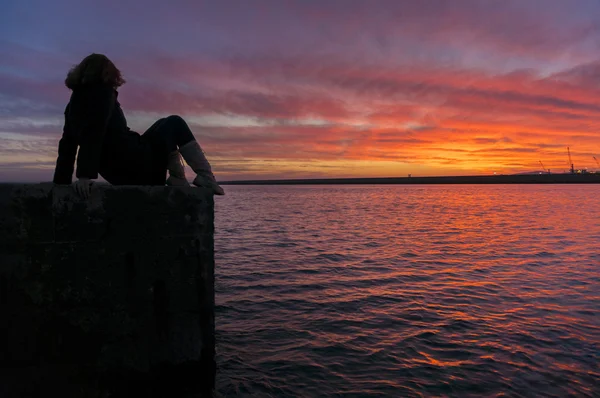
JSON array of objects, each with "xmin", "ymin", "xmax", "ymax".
[{"xmin": 221, "ymin": 174, "xmax": 600, "ymax": 185}]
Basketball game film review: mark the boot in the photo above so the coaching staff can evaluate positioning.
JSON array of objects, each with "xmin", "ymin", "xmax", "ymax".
[
  {"xmin": 178, "ymin": 141, "xmax": 225, "ymax": 195},
  {"xmin": 166, "ymin": 150, "xmax": 190, "ymax": 186}
]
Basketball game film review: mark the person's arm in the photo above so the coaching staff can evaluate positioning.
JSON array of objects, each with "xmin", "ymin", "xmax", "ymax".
[
  {"xmin": 52, "ymin": 105, "xmax": 78, "ymax": 184},
  {"xmin": 73, "ymin": 86, "xmax": 115, "ymax": 180}
]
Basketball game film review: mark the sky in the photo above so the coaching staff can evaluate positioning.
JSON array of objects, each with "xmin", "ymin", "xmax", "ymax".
[{"xmin": 1, "ymin": 0, "xmax": 600, "ymax": 182}]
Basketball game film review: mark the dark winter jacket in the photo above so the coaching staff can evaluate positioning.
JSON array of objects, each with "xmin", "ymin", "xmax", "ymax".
[{"xmin": 52, "ymin": 83, "xmax": 165, "ymax": 185}]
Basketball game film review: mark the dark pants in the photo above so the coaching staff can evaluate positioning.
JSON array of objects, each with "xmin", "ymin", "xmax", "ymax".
[
  {"xmin": 142, "ymin": 115, "xmax": 196, "ymax": 153},
  {"xmin": 102, "ymin": 115, "xmax": 196, "ymax": 186},
  {"xmin": 141, "ymin": 115, "xmax": 196, "ymax": 185}
]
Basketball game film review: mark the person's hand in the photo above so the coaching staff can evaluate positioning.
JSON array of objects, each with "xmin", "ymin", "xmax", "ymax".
[{"xmin": 73, "ymin": 178, "xmax": 93, "ymax": 199}]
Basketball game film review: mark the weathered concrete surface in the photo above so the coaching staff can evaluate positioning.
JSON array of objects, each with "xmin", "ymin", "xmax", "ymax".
[{"xmin": 0, "ymin": 183, "xmax": 215, "ymax": 397}]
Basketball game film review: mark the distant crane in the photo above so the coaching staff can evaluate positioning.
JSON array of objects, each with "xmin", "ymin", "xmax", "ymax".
[
  {"xmin": 567, "ymin": 147, "xmax": 575, "ymax": 174},
  {"xmin": 594, "ymin": 156, "xmax": 600, "ymax": 168},
  {"xmin": 539, "ymin": 161, "xmax": 549, "ymax": 174}
]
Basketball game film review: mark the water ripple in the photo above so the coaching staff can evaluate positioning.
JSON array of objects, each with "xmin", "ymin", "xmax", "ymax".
[{"xmin": 214, "ymin": 185, "xmax": 600, "ymax": 397}]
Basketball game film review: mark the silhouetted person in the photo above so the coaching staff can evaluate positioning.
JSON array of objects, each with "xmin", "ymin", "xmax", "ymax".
[{"xmin": 52, "ymin": 53, "xmax": 224, "ymax": 198}]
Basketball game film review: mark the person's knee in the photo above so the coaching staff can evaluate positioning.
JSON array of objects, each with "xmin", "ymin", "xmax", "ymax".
[
  {"xmin": 162, "ymin": 115, "xmax": 195, "ymax": 146},
  {"xmin": 165, "ymin": 114, "xmax": 186, "ymax": 125}
]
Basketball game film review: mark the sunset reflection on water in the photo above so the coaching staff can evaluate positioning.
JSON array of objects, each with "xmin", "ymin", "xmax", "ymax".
[{"xmin": 215, "ymin": 185, "xmax": 600, "ymax": 397}]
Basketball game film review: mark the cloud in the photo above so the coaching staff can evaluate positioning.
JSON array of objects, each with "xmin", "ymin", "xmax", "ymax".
[
  {"xmin": 550, "ymin": 61, "xmax": 600, "ymax": 87},
  {"xmin": 1, "ymin": 1, "xmax": 600, "ymax": 179}
]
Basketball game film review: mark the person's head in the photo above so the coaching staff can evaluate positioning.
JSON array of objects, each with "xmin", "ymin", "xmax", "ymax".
[{"xmin": 65, "ymin": 53, "xmax": 125, "ymax": 90}]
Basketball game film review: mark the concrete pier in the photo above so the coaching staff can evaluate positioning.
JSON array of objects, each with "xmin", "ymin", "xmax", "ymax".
[{"xmin": 0, "ymin": 183, "xmax": 215, "ymax": 397}]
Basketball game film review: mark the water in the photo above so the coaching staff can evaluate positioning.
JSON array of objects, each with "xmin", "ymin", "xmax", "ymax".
[{"xmin": 214, "ymin": 185, "xmax": 600, "ymax": 397}]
